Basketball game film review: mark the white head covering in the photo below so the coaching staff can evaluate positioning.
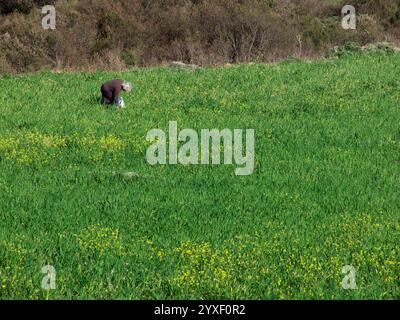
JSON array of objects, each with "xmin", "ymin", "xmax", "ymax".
[{"xmin": 122, "ymin": 81, "xmax": 132, "ymax": 92}]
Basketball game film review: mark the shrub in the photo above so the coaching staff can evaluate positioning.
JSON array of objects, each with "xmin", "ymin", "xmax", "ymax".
[
  {"xmin": 120, "ymin": 51, "xmax": 137, "ymax": 67},
  {"xmin": 325, "ymin": 42, "xmax": 363, "ymax": 58},
  {"xmin": 0, "ymin": 0, "xmax": 33, "ymax": 15}
]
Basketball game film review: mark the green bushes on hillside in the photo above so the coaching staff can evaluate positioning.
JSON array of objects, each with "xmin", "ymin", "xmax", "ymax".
[{"xmin": 0, "ymin": 0, "xmax": 400, "ymax": 72}]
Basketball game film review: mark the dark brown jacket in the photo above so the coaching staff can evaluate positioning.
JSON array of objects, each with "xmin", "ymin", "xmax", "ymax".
[{"xmin": 101, "ymin": 79, "xmax": 124, "ymax": 103}]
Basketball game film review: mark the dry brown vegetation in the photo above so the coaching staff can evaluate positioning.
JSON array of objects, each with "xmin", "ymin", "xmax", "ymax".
[{"xmin": 1, "ymin": 0, "xmax": 400, "ymax": 73}]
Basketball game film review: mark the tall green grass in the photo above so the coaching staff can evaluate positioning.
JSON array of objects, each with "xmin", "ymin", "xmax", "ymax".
[{"xmin": 0, "ymin": 52, "xmax": 399, "ymax": 299}]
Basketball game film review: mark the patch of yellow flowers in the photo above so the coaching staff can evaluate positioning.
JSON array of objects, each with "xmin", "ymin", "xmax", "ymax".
[
  {"xmin": 0, "ymin": 130, "xmax": 126, "ymax": 165},
  {"xmin": 74, "ymin": 133, "xmax": 125, "ymax": 163},
  {"xmin": 0, "ymin": 131, "xmax": 67, "ymax": 165},
  {"xmin": 170, "ymin": 241, "xmax": 235, "ymax": 290},
  {"xmin": 149, "ymin": 212, "xmax": 399, "ymax": 298},
  {"xmin": 75, "ymin": 224, "xmax": 125, "ymax": 256}
]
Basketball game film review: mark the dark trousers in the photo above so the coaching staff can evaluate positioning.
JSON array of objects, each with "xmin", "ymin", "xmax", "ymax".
[
  {"xmin": 101, "ymin": 97, "xmax": 113, "ymax": 104},
  {"xmin": 101, "ymin": 86, "xmax": 113, "ymax": 104}
]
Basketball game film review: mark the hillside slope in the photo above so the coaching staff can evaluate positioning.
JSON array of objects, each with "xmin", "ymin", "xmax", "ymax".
[{"xmin": 1, "ymin": 0, "xmax": 400, "ymax": 72}]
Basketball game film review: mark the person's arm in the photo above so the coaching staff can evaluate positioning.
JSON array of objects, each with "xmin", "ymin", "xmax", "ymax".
[{"xmin": 113, "ymin": 86, "xmax": 122, "ymax": 103}]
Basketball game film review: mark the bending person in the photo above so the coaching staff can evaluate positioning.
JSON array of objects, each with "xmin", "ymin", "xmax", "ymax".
[{"xmin": 101, "ymin": 79, "xmax": 132, "ymax": 108}]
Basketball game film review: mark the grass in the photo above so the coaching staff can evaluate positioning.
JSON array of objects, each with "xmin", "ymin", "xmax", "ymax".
[{"xmin": 0, "ymin": 52, "xmax": 399, "ymax": 299}]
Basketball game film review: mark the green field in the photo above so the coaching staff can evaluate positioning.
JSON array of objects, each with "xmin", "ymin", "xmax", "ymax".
[{"xmin": 0, "ymin": 52, "xmax": 399, "ymax": 299}]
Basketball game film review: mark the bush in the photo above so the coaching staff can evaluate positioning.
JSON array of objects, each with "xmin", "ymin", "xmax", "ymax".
[
  {"xmin": 325, "ymin": 42, "xmax": 363, "ymax": 58},
  {"xmin": 120, "ymin": 51, "xmax": 137, "ymax": 67},
  {"xmin": 363, "ymin": 42, "xmax": 397, "ymax": 54},
  {"xmin": 0, "ymin": 0, "xmax": 33, "ymax": 15}
]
